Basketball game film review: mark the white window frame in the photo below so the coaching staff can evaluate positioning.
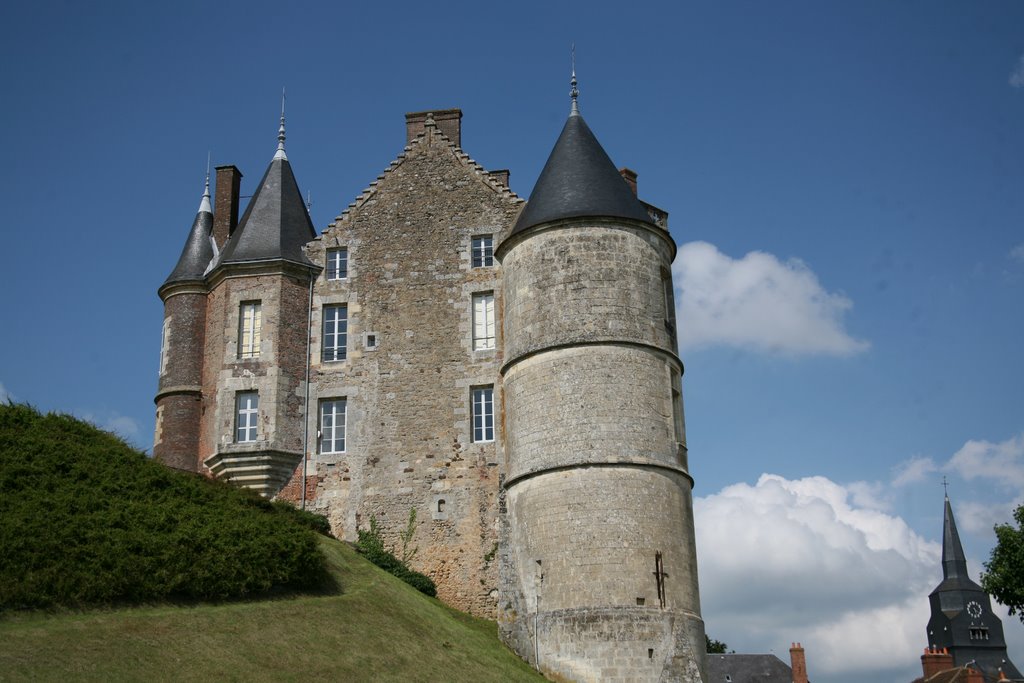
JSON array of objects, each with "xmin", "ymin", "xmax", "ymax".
[
  {"xmin": 471, "ymin": 235, "xmax": 494, "ymax": 268},
  {"xmin": 159, "ymin": 317, "xmax": 171, "ymax": 375},
  {"xmin": 235, "ymin": 391, "xmax": 259, "ymax": 442},
  {"xmin": 322, "ymin": 304, "xmax": 348, "ymax": 362},
  {"xmin": 471, "ymin": 386, "xmax": 494, "ymax": 443},
  {"xmin": 472, "ymin": 292, "xmax": 495, "ymax": 351},
  {"xmin": 238, "ymin": 301, "xmax": 262, "ymax": 359},
  {"xmin": 326, "ymin": 247, "xmax": 348, "ymax": 281},
  {"xmin": 319, "ymin": 398, "xmax": 347, "ymax": 454}
]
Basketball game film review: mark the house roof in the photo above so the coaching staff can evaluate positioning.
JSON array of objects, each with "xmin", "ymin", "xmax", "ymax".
[{"xmin": 706, "ymin": 653, "xmax": 793, "ymax": 683}]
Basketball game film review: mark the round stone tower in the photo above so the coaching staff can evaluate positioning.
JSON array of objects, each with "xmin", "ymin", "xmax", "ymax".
[
  {"xmin": 497, "ymin": 85, "xmax": 707, "ymax": 682},
  {"xmin": 154, "ymin": 176, "xmax": 215, "ymax": 472}
]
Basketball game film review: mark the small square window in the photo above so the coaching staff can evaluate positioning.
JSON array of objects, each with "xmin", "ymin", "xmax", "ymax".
[
  {"xmin": 472, "ymin": 235, "xmax": 494, "ymax": 268},
  {"xmin": 326, "ymin": 247, "xmax": 348, "ymax": 280},
  {"xmin": 319, "ymin": 398, "xmax": 347, "ymax": 454},
  {"xmin": 472, "ymin": 386, "xmax": 494, "ymax": 443},
  {"xmin": 235, "ymin": 391, "xmax": 259, "ymax": 442},
  {"xmin": 322, "ymin": 304, "xmax": 347, "ymax": 362}
]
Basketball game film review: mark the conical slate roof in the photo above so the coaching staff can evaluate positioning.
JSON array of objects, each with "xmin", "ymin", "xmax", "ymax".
[
  {"xmin": 931, "ymin": 495, "xmax": 983, "ymax": 594},
  {"xmin": 510, "ymin": 111, "xmax": 653, "ymax": 236},
  {"xmin": 217, "ymin": 155, "xmax": 316, "ymax": 267},
  {"xmin": 163, "ymin": 183, "xmax": 215, "ymax": 286}
]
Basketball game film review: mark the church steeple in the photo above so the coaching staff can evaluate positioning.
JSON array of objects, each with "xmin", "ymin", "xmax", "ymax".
[{"xmin": 926, "ymin": 494, "xmax": 1022, "ymax": 680}]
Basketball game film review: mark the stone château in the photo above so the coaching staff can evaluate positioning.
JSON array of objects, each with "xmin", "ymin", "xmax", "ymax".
[{"xmin": 154, "ymin": 82, "xmax": 707, "ymax": 682}]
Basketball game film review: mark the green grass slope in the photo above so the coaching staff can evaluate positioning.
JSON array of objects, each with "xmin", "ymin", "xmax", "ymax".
[{"xmin": 0, "ymin": 537, "xmax": 543, "ymax": 682}]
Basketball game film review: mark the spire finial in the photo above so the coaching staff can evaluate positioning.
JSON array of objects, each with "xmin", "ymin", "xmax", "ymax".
[
  {"xmin": 274, "ymin": 87, "xmax": 288, "ymax": 160},
  {"xmin": 198, "ymin": 152, "xmax": 213, "ymax": 214},
  {"xmin": 570, "ymin": 43, "xmax": 579, "ymax": 115},
  {"xmin": 942, "ymin": 475, "xmax": 949, "ymax": 499}
]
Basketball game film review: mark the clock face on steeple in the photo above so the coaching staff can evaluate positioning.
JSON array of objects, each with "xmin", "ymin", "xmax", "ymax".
[{"xmin": 967, "ymin": 600, "xmax": 983, "ymax": 619}]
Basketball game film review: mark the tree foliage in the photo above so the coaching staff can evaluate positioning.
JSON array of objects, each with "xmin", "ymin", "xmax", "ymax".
[
  {"xmin": 0, "ymin": 403, "xmax": 332, "ymax": 612},
  {"xmin": 982, "ymin": 504, "xmax": 1024, "ymax": 623},
  {"xmin": 706, "ymin": 635, "xmax": 731, "ymax": 654}
]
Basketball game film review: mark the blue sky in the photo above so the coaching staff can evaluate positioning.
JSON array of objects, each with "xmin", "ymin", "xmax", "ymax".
[{"xmin": 1, "ymin": 2, "xmax": 1022, "ymax": 680}]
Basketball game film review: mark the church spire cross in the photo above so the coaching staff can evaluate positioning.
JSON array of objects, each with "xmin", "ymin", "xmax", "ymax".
[{"xmin": 274, "ymin": 88, "xmax": 288, "ymax": 160}]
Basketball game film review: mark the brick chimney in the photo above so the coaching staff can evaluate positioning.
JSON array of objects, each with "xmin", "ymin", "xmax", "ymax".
[
  {"xmin": 406, "ymin": 109, "xmax": 462, "ymax": 147},
  {"xmin": 964, "ymin": 665, "xmax": 984, "ymax": 683},
  {"xmin": 213, "ymin": 165, "xmax": 242, "ymax": 249},
  {"xmin": 619, "ymin": 167, "xmax": 638, "ymax": 196},
  {"xmin": 789, "ymin": 642, "xmax": 808, "ymax": 683},
  {"xmin": 921, "ymin": 647, "xmax": 955, "ymax": 678}
]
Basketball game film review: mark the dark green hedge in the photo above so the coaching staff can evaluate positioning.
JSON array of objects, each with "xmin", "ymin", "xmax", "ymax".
[
  {"xmin": 0, "ymin": 403, "xmax": 331, "ymax": 612},
  {"xmin": 355, "ymin": 518, "xmax": 437, "ymax": 598}
]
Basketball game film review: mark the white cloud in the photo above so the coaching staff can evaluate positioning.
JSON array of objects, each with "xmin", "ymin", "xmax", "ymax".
[
  {"xmin": 1011, "ymin": 54, "xmax": 1024, "ymax": 88},
  {"xmin": 892, "ymin": 455, "xmax": 938, "ymax": 487},
  {"xmin": 673, "ymin": 241, "xmax": 869, "ymax": 356},
  {"xmin": 695, "ymin": 474, "xmax": 939, "ymax": 681},
  {"xmin": 955, "ymin": 497, "xmax": 1024, "ymax": 536},
  {"xmin": 945, "ymin": 433, "xmax": 1024, "ymax": 489},
  {"xmin": 0, "ymin": 381, "xmax": 10, "ymax": 403},
  {"xmin": 1010, "ymin": 243, "xmax": 1024, "ymax": 263}
]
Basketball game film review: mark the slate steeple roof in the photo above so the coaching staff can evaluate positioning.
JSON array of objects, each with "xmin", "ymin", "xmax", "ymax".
[
  {"xmin": 217, "ymin": 109, "xmax": 317, "ymax": 268},
  {"xmin": 941, "ymin": 495, "xmax": 972, "ymax": 585},
  {"xmin": 163, "ymin": 176, "xmax": 215, "ymax": 286},
  {"xmin": 510, "ymin": 78, "xmax": 654, "ymax": 236}
]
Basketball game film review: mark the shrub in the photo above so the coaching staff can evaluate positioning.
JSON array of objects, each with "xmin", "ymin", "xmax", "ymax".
[
  {"xmin": 0, "ymin": 403, "xmax": 332, "ymax": 612},
  {"xmin": 355, "ymin": 515, "xmax": 437, "ymax": 597}
]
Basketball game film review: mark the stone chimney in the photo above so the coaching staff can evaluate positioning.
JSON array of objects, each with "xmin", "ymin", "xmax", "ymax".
[
  {"xmin": 789, "ymin": 642, "xmax": 808, "ymax": 683},
  {"xmin": 619, "ymin": 167, "xmax": 638, "ymax": 196},
  {"xmin": 921, "ymin": 647, "xmax": 955, "ymax": 678},
  {"xmin": 406, "ymin": 109, "xmax": 462, "ymax": 147},
  {"xmin": 213, "ymin": 165, "xmax": 242, "ymax": 249}
]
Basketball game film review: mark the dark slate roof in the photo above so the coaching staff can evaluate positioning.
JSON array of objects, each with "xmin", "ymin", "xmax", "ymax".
[
  {"xmin": 217, "ymin": 156, "xmax": 316, "ymax": 267},
  {"xmin": 931, "ymin": 496, "xmax": 983, "ymax": 594},
  {"xmin": 163, "ymin": 192, "xmax": 215, "ymax": 286},
  {"xmin": 510, "ymin": 111, "xmax": 653, "ymax": 236},
  {"xmin": 706, "ymin": 653, "xmax": 792, "ymax": 683}
]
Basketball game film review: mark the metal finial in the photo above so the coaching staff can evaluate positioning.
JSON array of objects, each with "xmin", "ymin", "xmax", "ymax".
[
  {"xmin": 306, "ymin": 190, "xmax": 313, "ymax": 212},
  {"xmin": 942, "ymin": 476, "xmax": 949, "ymax": 499},
  {"xmin": 274, "ymin": 87, "xmax": 288, "ymax": 160},
  {"xmin": 570, "ymin": 43, "xmax": 579, "ymax": 115},
  {"xmin": 199, "ymin": 152, "xmax": 213, "ymax": 214}
]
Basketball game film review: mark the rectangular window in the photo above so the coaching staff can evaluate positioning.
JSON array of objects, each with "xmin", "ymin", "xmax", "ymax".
[
  {"xmin": 238, "ymin": 301, "xmax": 262, "ymax": 359},
  {"xmin": 662, "ymin": 268, "xmax": 677, "ymax": 339},
  {"xmin": 319, "ymin": 398, "xmax": 347, "ymax": 454},
  {"xmin": 472, "ymin": 386, "xmax": 494, "ymax": 443},
  {"xmin": 473, "ymin": 293, "xmax": 495, "ymax": 350},
  {"xmin": 326, "ymin": 247, "xmax": 348, "ymax": 280},
  {"xmin": 472, "ymin": 235, "xmax": 494, "ymax": 268},
  {"xmin": 159, "ymin": 317, "xmax": 171, "ymax": 375},
  {"xmin": 322, "ymin": 304, "xmax": 348, "ymax": 362},
  {"xmin": 235, "ymin": 391, "xmax": 259, "ymax": 442},
  {"xmin": 671, "ymin": 371, "xmax": 685, "ymax": 445}
]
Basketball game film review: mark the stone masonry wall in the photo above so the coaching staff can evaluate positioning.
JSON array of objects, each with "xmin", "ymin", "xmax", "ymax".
[
  {"xmin": 299, "ymin": 121, "xmax": 522, "ymax": 615},
  {"xmin": 154, "ymin": 290, "xmax": 207, "ymax": 470}
]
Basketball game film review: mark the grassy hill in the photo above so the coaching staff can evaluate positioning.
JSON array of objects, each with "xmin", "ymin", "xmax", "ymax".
[
  {"xmin": 0, "ymin": 537, "xmax": 542, "ymax": 682},
  {"xmin": 0, "ymin": 404, "xmax": 541, "ymax": 681}
]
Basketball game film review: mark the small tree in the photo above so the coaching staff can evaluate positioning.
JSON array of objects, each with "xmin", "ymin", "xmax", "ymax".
[
  {"xmin": 706, "ymin": 635, "xmax": 731, "ymax": 654},
  {"xmin": 982, "ymin": 504, "xmax": 1024, "ymax": 623},
  {"xmin": 399, "ymin": 507, "xmax": 419, "ymax": 566}
]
